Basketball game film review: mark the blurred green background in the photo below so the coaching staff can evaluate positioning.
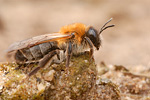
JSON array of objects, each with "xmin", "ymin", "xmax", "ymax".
[{"xmin": 0, "ymin": 0, "xmax": 150, "ymax": 67}]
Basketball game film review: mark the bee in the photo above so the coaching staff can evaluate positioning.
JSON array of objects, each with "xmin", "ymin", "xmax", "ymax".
[{"xmin": 6, "ymin": 18, "xmax": 114, "ymax": 78}]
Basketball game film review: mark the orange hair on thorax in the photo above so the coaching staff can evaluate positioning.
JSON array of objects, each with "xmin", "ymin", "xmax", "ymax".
[{"xmin": 59, "ymin": 23, "xmax": 87, "ymax": 43}]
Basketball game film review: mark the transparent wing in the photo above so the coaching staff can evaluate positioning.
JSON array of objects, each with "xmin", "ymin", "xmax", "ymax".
[{"xmin": 7, "ymin": 33, "xmax": 72, "ymax": 53}]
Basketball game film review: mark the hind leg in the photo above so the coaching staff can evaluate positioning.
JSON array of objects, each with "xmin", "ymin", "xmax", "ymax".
[
  {"xmin": 21, "ymin": 50, "xmax": 59, "ymax": 83},
  {"xmin": 26, "ymin": 50, "xmax": 60, "ymax": 78}
]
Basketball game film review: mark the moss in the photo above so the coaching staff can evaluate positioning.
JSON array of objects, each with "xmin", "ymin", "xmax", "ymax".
[
  {"xmin": 44, "ymin": 53, "xmax": 120, "ymax": 100},
  {"xmin": 0, "ymin": 52, "xmax": 120, "ymax": 100}
]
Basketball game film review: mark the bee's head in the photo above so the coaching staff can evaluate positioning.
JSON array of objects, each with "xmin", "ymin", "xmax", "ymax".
[
  {"xmin": 86, "ymin": 27, "xmax": 100, "ymax": 50},
  {"xmin": 86, "ymin": 18, "xmax": 115, "ymax": 50}
]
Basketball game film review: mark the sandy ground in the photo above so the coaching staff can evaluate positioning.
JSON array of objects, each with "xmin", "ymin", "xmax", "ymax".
[{"xmin": 0, "ymin": 0, "xmax": 150, "ymax": 67}]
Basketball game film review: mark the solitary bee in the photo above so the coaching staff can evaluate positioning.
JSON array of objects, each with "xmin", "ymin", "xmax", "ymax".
[{"xmin": 6, "ymin": 18, "xmax": 114, "ymax": 78}]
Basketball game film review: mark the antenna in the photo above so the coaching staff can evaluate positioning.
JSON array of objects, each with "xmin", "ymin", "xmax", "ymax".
[{"xmin": 99, "ymin": 18, "xmax": 115, "ymax": 35}]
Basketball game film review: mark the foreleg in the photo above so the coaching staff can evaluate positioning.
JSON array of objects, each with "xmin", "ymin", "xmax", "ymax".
[{"xmin": 85, "ymin": 37, "xmax": 94, "ymax": 60}]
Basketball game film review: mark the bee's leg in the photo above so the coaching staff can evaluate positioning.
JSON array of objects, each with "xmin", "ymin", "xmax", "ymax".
[
  {"xmin": 15, "ymin": 62, "xmax": 36, "ymax": 70},
  {"xmin": 85, "ymin": 37, "xmax": 94, "ymax": 60},
  {"xmin": 65, "ymin": 33, "xmax": 75, "ymax": 67},
  {"xmin": 26, "ymin": 50, "xmax": 59, "ymax": 79},
  {"xmin": 4, "ymin": 63, "xmax": 30, "ymax": 75},
  {"xmin": 65, "ymin": 41, "xmax": 72, "ymax": 67},
  {"xmin": 53, "ymin": 50, "xmax": 65, "ymax": 64},
  {"xmin": 14, "ymin": 64, "xmax": 24, "ymax": 70}
]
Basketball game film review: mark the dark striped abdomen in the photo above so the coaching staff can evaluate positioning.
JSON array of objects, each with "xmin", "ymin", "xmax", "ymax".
[{"xmin": 15, "ymin": 42, "xmax": 58, "ymax": 63}]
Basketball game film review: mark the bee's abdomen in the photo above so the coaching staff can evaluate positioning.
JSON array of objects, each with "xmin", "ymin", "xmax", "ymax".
[{"xmin": 15, "ymin": 42, "xmax": 58, "ymax": 63}]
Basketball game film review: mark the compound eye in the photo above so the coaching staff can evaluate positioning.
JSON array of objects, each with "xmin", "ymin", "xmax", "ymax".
[
  {"xmin": 88, "ymin": 28, "xmax": 97, "ymax": 38},
  {"xmin": 86, "ymin": 27, "xmax": 100, "ymax": 50}
]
